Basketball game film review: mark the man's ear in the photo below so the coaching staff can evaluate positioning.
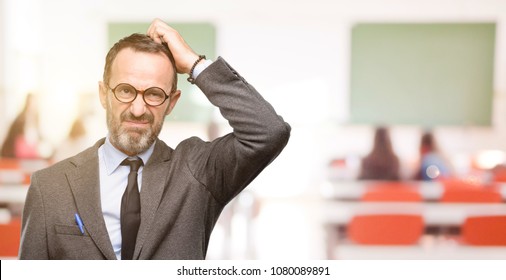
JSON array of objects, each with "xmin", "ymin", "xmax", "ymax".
[
  {"xmin": 165, "ymin": 89, "xmax": 181, "ymax": 116},
  {"xmin": 98, "ymin": 81, "xmax": 107, "ymax": 109}
]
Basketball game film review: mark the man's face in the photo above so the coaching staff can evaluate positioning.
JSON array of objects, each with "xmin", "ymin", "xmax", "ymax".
[{"xmin": 99, "ymin": 48, "xmax": 180, "ymax": 156}]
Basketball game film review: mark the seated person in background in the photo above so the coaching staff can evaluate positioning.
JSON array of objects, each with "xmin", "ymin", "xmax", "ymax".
[
  {"xmin": 1, "ymin": 93, "xmax": 42, "ymax": 159},
  {"xmin": 358, "ymin": 127, "xmax": 400, "ymax": 181},
  {"xmin": 413, "ymin": 130, "xmax": 452, "ymax": 181}
]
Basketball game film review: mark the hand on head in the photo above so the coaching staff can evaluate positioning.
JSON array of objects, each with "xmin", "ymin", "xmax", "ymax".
[{"xmin": 147, "ymin": 18, "xmax": 200, "ymax": 75}]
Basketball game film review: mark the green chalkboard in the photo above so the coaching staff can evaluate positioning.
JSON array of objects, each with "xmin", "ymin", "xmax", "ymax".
[
  {"xmin": 108, "ymin": 22, "xmax": 216, "ymax": 122},
  {"xmin": 350, "ymin": 23, "xmax": 495, "ymax": 126}
]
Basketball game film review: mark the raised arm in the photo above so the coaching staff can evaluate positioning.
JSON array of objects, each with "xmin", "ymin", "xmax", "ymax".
[{"xmin": 147, "ymin": 19, "xmax": 290, "ymax": 204}]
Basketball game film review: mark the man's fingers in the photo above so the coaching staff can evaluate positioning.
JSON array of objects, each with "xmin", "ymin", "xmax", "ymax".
[
  {"xmin": 147, "ymin": 18, "xmax": 166, "ymax": 42},
  {"xmin": 146, "ymin": 18, "xmax": 199, "ymax": 74},
  {"xmin": 152, "ymin": 36, "xmax": 163, "ymax": 44}
]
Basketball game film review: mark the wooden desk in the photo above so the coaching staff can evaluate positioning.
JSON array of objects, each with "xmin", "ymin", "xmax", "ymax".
[
  {"xmin": 321, "ymin": 180, "xmax": 506, "ymax": 201},
  {"xmin": 0, "ymin": 185, "xmax": 29, "ymax": 204},
  {"xmin": 0, "ymin": 208, "xmax": 11, "ymax": 224},
  {"xmin": 334, "ymin": 244, "xmax": 506, "ymax": 259},
  {"xmin": 323, "ymin": 201, "xmax": 506, "ymax": 226}
]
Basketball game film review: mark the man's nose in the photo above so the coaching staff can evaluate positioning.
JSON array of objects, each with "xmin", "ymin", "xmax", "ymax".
[{"xmin": 129, "ymin": 94, "xmax": 147, "ymax": 117}]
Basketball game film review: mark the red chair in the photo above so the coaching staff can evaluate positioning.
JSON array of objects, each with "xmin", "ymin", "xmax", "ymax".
[
  {"xmin": 440, "ymin": 178, "xmax": 502, "ymax": 203},
  {"xmin": 0, "ymin": 158, "xmax": 20, "ymax": 169},
  {"xmin": 462, "ymin": 216, "xmax": 506, "ymax": 246},
  {"xmin": 362, "ymin": 182, "xmax": 422, "ymax": 202},
  {"xmin": 441, "ymin": 187, "xmax": 502, "ymax": 203},
  {"xmin": 0, "ymin": 218, "xmax": 22, "ymax": 257},
  {"xmin": 348, "ymin": 214, "xmax": 424, "ymax": 245}
]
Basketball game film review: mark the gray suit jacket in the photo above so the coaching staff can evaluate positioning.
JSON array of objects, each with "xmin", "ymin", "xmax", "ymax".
[{"xmin": 19, "ymin": 57, "xmax": 290, "ymax": 259}]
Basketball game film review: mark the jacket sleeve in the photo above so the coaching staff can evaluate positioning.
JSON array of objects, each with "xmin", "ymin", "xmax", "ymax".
[
  {"xmin": 186, "ymin": 57, "xmax": 291, "ymax": 205},
  {"xmin": 19, "ymin": 173, "xmax": 50, "ymax": 259}
]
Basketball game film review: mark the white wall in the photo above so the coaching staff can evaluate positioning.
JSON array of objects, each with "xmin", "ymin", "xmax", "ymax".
[{"xmin": 3, "ymin": 0, "xmax": 506, "ymax": 190}]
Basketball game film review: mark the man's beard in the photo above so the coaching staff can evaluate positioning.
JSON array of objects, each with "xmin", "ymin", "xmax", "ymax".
[{"xmin": 106, "ymin": 101, "xmax": 163, "ymax": 155}]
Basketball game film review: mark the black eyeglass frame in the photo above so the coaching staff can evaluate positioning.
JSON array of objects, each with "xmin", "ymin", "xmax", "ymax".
[{"xmin": 106, "ymin": 83, "xmax": 171, "ymax": 107}]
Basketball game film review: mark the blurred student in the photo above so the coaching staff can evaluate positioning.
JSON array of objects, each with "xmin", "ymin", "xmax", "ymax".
[
  {"xmin": 413, "ymin": 131, "xmax": 452, "ymax": 181},
  {"xmin": 358, "ymin": 127, "xmax": 400, "ymax": 180},
  {"xmin": 1, "ymin": 94, "xmax": 42, "ymax": 159}
]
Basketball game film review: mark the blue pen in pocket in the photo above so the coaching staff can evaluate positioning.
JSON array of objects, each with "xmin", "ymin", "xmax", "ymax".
[{"xmin": 75, "ymin": 213, "xmax": 85, "ymax": 235}]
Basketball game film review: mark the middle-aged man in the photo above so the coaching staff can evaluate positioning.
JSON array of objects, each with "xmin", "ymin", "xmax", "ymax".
[{"xmin": 19, "ymin": 18, "xmax": 290, "ymax": 259}]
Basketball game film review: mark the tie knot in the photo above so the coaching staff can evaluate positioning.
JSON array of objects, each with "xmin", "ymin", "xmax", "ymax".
[{"xmin": 121, "ymin": 157, "xmax": 143, "ymax": 172}]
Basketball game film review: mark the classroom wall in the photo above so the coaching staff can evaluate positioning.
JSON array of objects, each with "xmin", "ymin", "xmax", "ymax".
[{"xmin": 2, "ymin": 0, "xmax": 506, "ymax": 194}]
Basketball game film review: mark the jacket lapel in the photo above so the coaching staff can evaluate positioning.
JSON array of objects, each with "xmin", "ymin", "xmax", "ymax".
[
  {"xmin": 133, "ymin": 140, "xmax": 172, "ymax": 259},
  {"xmin": 66, "ymin": 139, "xmax": 117, "ymax": 260}
]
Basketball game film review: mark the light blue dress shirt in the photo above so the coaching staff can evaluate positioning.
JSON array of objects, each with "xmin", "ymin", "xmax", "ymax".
[{"xmin": 98, "ymin": 136, "xmax": 155, "ymax": 260}]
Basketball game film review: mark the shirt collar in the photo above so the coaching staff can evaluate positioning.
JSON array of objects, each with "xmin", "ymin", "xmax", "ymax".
[{"xmin": 102, "ymin": 135, "xmax": 156, "ymax": 175}]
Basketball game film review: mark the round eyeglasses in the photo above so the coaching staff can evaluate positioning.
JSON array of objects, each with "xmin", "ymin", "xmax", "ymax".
[{"xmin": 107, "ymin": 83, "xmax": 170, "ymax": 107}]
